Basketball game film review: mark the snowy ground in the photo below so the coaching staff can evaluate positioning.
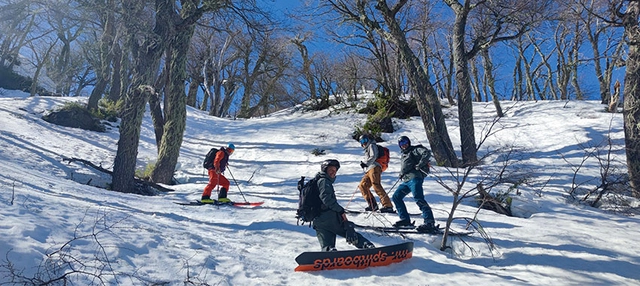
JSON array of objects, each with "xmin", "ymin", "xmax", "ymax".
[{"xmin": 0, "ymin": 88, "xmax": 639, "ymax": 285}]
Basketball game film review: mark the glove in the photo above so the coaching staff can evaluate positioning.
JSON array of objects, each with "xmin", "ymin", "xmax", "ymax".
[
  {"xmin": 297, "ymin": 176, "xmax": 305, "ymax": 191},
  {"xmin": 344, "ymin": 221, "xmax": 358, "ymax": 245},
  {"xmin": 415, "ymin": 164, "xmax": 421, "ymax": 170},
  {"xmin": 360, "ymin": 162, "xmax": 367, "ymax": 169}
]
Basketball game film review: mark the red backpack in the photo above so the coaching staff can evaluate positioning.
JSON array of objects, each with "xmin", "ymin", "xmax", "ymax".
[{"xmin": 375, "ymin": 145, "xmax": 390, "ymax": 172}]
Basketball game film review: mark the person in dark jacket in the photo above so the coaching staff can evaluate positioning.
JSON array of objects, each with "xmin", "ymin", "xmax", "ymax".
[
  {"xmin": 313, "ymin": 159, "xmax": 375, "ymax": 251},
  {"xmin": 358, "ymin": 134, "xmax": 394, "ymax": 213},
  {"xmin": 201, "ymin": 143, "xmax": 235, "ymax": 203},
  {"xmin": 392, "ymin": 136, "xmax": 438, "ymax": 233}
]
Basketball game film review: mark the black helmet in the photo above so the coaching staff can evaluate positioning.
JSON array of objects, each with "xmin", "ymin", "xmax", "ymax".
[
  {"xmin": 398, "ymin": 136, "xmax": 411, "ymax": 148},
  {"xmin": 321, "ymin": 159, "xmax": 341, "ymax": 172},
  {"xmin": 359, "ymin": 134, "xmax": 370, "ymax": 147}
]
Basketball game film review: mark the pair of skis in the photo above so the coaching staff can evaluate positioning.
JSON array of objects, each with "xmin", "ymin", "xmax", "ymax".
[
  {"xmin": 174, "ymin": 200, "xmax": 264, "ymax": 207},
  {"xmin": 353, "ymin": 222, "xmax": 474, "ymax": 236}
]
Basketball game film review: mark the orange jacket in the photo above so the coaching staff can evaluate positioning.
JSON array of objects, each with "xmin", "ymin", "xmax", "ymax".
[{"xmin": 214, "ymin": 147, "xmax": 230, "ymax": 173}]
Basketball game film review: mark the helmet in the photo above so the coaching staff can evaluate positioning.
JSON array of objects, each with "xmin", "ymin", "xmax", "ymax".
[
  {"xmin": 226, "ymin": 143, "xmax": 235, "ymax": 155},
  {"xmin": 398, "ymin": 136, "xmax": 411, "ymax": 148},
  {"xmin": 359, "ymin": 134, "xmax": 370, "ymax": 147},
  {"xmin": 321, "ymin": 159, "xmax": 341, "ymax": 172}
]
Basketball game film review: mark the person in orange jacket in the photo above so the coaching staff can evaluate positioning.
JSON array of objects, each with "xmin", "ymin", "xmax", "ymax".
[{"xmin": 201, "ymin": 143, "xmax": 235, "ymax": 203}]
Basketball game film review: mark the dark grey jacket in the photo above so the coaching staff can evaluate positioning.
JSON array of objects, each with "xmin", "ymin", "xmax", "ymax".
[
  {"xmin": 399, "ymin": 145, "xmax": 431, "ymax": 182},
  {"xmin": 315, "ymin": 171, "xmax": 345, "ymax": 214}
]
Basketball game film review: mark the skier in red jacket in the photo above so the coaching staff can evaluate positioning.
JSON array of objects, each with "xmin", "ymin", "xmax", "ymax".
[{"xmin": 201, "ymin": 143, "xmax": 235, "ymax": 203}]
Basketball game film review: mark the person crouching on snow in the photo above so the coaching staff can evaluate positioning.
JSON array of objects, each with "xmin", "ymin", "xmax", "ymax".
[{"xmin": 313, "ymin": 159, "xmax": 375, "ymax": 251}]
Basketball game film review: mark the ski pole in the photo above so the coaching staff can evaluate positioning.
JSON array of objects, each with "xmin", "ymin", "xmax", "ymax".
[
  {"xmin": 344, "ymin": 185, "xmax": 361, "ymax": 210},
  {"xmin": 385, "ymin": 176, "xmax": 401, "ymax": 197},
  {"xmin": 227, "ymin": 166, "xmax": 248, "ymax": 202}
]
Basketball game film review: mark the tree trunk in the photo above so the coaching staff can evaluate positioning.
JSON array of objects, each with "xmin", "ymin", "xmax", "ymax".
[
  {"xmin": 375, "ymin": 0, "xmax": 458, "ymax": 167},
  {"xmin": 622, "ymin": 2, "xmax": 640, "ymax": 197},
  {"xmin": 150, "ymin": 24, "xmax": 195, "ymax": 184},
  {"xmin": 88, "ymin": 0, "xmax": 116, "ymax": 110},
  {"xmin": 292, "ymin": 38, "xmax": 317, "ymax": 101},
  {"xmin": 186, "ymin": 78, "xmax": 200, "ymax": 108},
  {"xmin": 112, "ymin": 85, "xmax": 152, "ymax": 193},
  {"xmin": 108, "ymin": 42, "xmax": 124, "ymax": 102},
  {"xmin": 608, "ymin": 80, "xmax": 620, "ymax": 113},
  {"xmin": 148, "ymin": 91, "xmax": 165, "ymax": 148},
  {"xmin": 111, "ymin": 0, "xmax": 164, "ymax": 194},
  {"xmin": 470, "ymin": 58, "xmax": 482, "ymax": 102},
  {"xmin": 586, "ymin": 24, "xmax": 610, "ymax": 104},
  {"xmin": 449, "ymin": 1, "xmax": 478, "ymax": 165},
  {"xmin": 481, "ymin": 49, "xmax": 503, "ymax": 117}
]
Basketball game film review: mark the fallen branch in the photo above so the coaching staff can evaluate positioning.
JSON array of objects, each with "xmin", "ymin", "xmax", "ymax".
[
  {"xmin": 62, "ymin": 157, "xmax": 174, "ymax": 193},
  {"xmin": 477, "ymin": 184, "xmax": 512, "ymax": 216}
]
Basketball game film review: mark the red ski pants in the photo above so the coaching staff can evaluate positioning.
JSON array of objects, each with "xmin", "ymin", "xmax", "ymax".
[{"xmin": 202, "ymin": 169, "xmax": 230, "ymax": 197}]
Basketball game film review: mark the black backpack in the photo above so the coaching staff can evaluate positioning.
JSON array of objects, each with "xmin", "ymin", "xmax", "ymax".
[
  {"xmin": 296, "ymin": 176, "xmax": 322, "ymax": 225},
  {"xmin": 203, "ymin": 148, "xmax": 219, "ymax": 169},
  {"xmin": 414, "ymin": 144, "xmax": 431, "ymax": 174}
]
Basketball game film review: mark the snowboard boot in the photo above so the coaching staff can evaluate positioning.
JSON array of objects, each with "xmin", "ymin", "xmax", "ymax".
[
  {"xmin": 200, "ymin": 195, "xmax": 214, "ymax": 204},
  {"xmin": 363, "ymin": 242, "xmax": 375, "ymax": 249},
  {"xmin": 379, "ymin": 206, "xmax": 396, "ymax": 213},
  {"xmin": 365, "ymin": 204, "xmax": 379, "ymax": 212},
  {"xmin": 416, "ymin": 222, "xmax": 440, "ymax": 234},
  {"xmin": 217, "ymin": 188, "xmax": 230, "ymax": 203},
  {"xmin": 392, "ymin": 219, "xmax": 414, "ymax": 228}
]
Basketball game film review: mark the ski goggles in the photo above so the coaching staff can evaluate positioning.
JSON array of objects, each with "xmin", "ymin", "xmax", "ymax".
[{"xmin": 398, "ymin": 139, "xmax": 410, "ymax": 149}]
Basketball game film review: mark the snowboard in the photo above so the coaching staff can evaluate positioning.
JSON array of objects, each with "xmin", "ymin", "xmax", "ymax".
[
  {"xmin": 174, "ymin": 200, "xmax": 264, "ymax": 207},
  {"xmin": 294, "ymin": 241, "xmax": 413, "ymax": 271},
  {"xmin": 353, "ymin": 223, "xmax": 473, "ymax": 236}
]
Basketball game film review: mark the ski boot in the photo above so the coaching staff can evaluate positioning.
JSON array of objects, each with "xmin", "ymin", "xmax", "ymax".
[{"xmin": 416, "ymin": 222, "xmax": 440, "ymax": 234}]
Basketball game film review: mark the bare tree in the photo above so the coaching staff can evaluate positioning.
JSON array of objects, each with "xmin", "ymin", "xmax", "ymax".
[
  {"xmin": 328, "ymin": 10, "xmax": 405, "ymax": 110},
  {"xmin": 291, "ymin": 35, "xmax": 318, "ymax": 102},
  {"xmin": 86, "ymin": 0, "xmax": 119, "ymax": 110},
  {"xmin": 527, "ymin": 33, "xmax": 558, "ymax": 100},
  {"xmin": 24, "ymin": 33, "xmax": 58, "ymax": 96},
  {"xmin": 612, "ymin": 1, "xmax": 640, "ymax": 197},
  {"xmin": 444, "ymin": 0, "xmax": 552, "ymax": 165},
  {"xmin": 326, "ymin": 0, "xmax": 458, "ymax": 167},
  {"xmin": 572, "ymin": 0, "xmax": 625, "ymax": 104},
  {"xmin": 554, "ymin": 20, "xmax": 582, "ymax": 100},
  {"xmin": 206, "ymin": 33, "xmax": 241, "ymax": 117},
  {"xmin": 112, "ymin": 0, "xmax": 166, "ymax": 193},
  {"xmin": 311, "ymin": 52, "xmax": 339, "ymax": 109},
  {"xmin": 0, "ymin": 0, "xmax": 38, "ymax": 69},
  {"xmin": 563, "ymin": 123, "xmax": 628, "ymax": 208},
  {"xmin": 44, "ymin": 0, "xmax": 86, "ymax": 96},
  {"xmin": 480, "ymin": 49, "xmax": 503, "ymax": 117},
  {"xmin": 431, "ymin": 114, "xmax": 523, "ymax": 253},
  {"xmin": 236, "ymin": 30, "xmax": 290, "ymax": 118},
  {"xmin": 150, "ymin": 0, "xmax": 234, "ymax": 184}
]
